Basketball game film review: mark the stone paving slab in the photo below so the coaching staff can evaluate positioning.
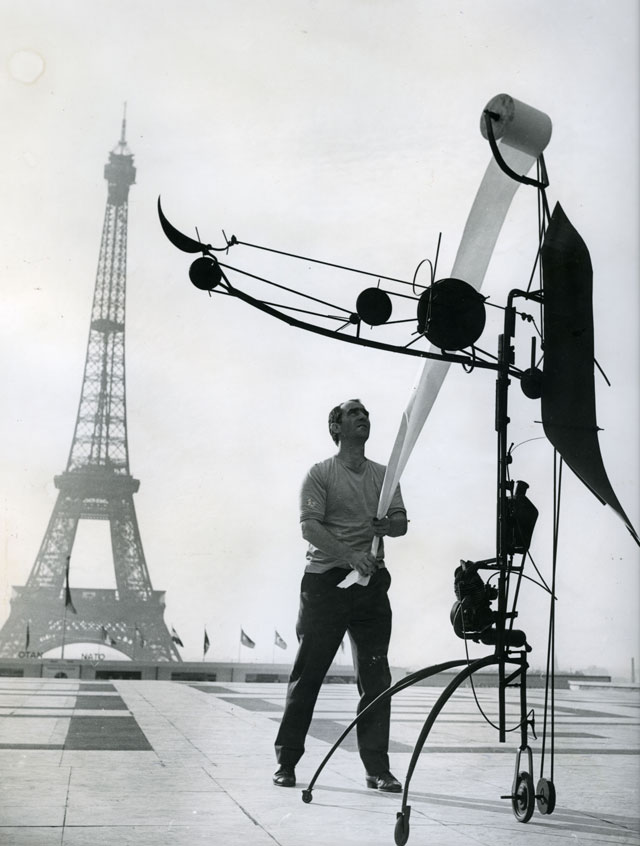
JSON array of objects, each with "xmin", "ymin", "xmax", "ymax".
[{"xmin": 0, "ymin": 677, "xmax": 637, "ymax": 846}]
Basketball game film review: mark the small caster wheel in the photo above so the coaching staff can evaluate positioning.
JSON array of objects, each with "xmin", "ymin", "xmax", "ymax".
[
  {"xmin": 536, "ymin": 777, "xmax": 556, "ymax": 815},
  {"xmin": 394, "ymin": 806, "xmax": 411, "ymax": 846},
  {"xmin": 512, "ymin": 771, "xmax": 535, "ymax": 823},
  {"xmin": 301, "ymin": 788, "xmax": 313, "ymax": 804}
]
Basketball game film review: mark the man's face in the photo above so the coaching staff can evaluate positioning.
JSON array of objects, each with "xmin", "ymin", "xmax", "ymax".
[{"xmin": 337, "ymin": 400, "xmax": 370, "ymax": 443}]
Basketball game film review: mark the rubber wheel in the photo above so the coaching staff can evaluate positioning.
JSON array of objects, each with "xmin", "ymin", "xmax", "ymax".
[
  {"xmin": 394, "ymin": 809, "xmax": 411, "ymax": 846},
  {"xmin": 536, "ymin": 777, "xmax": 556, "ymax": 815},
  {"xmin": 512, "ymin": 771, "xmax": 535, "ymax": 823},
  {"xmin": 301, "ymin": 789, "xmax": 313, "ymax": 804}
]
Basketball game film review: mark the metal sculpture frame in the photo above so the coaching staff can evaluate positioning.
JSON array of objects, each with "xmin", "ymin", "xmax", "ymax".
[
  {"xmin": 299, "ymin": 283, "xmax": 556, "ymax": 843},
  {"xmin": 159, "ymin": 101, "xmax": 635, "ymax": 841}
]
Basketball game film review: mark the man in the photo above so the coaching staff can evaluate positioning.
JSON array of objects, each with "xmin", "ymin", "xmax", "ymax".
[{"xmin": 273, "ymin": 398, "xmax": 407, "ymax": 792}]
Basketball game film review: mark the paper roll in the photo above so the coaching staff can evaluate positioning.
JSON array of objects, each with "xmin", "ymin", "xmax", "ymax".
[
  {"xmin": 339, "ymin": 94, "xmax": 552, "ymax": 590},
  {"xmin": 480, "ymin": 93, "xmax": 552, "ymax": 156}
]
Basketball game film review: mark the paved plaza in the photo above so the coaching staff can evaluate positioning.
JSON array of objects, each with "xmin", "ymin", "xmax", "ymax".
[{"xmin": 0, "ymin": 677, "xmax": 638, "ymax": 845}]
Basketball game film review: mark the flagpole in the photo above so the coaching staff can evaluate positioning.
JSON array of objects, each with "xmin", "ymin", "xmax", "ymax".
[
  {"xmin": 237, "ymin": 628, "xmax": 241, "ymax": 664},
  {"xmin": 61, "ymin": 552, "xmax": 71, "ymax": 659},
  {"xmin": 61, "ymin": 602, "xmax": 68, "ymax": 659}
]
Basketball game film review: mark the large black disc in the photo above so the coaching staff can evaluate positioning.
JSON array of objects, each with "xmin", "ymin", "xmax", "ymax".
[{"xmin": 416, "ymin": 277, "xmax": 486, "ymax": 350}]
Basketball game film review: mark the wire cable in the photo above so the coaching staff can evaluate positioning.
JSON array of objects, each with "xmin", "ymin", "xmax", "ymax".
[{"xmin": 540, "ymin": 452, "xmax": 561, "ymax": 780}]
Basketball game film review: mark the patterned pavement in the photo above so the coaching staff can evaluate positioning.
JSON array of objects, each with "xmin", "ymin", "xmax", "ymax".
[{"xmin": 0, "ymin": 677, "xmax": 638, "ymax": 845}]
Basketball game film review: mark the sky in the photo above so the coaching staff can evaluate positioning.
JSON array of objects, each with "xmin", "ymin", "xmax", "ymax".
[{"xmin": 0, "ymin": 0, "xmax": 638, "ymax": 679}]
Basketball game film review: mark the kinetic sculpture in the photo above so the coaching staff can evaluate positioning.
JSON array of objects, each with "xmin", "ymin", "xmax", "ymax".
[{"xmin": 159, "ymin": 94, "xmax": 638, "ymax": 842}]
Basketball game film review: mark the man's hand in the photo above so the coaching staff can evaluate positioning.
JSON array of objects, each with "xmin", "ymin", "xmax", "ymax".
[
  {"xmin": 372, "ymin": 516, "xmax": 391, "ymax": 536},
  {"xmin": 372, "ymin": 512, "xmax": 408, "ymax": 538},
  {"xmin": 348, "ymin": 550, "xmax": 378, "ymax": 577}
]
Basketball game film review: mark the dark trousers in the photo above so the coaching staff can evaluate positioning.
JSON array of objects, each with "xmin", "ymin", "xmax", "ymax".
[{"xmin": 275, "ymin": 567, "xmax": 393, "ymax": 774}]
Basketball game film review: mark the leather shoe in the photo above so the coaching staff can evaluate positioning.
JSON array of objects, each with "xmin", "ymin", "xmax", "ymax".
[
  {"xmin": 365, "ymin": 770, "xmax": 402, "ymax": 792},
  {"xmin": 273, "ymin": 766, "xmax": 296, "ymax": 787}
]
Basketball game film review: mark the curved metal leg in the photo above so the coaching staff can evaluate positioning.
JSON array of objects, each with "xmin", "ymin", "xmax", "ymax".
[
  {"xmin": 396, "ymin": 654, "xmax": 500, "ymax": 824},
  {"xmin": 301, "ymin": 657, "xmax": 475, "ymax": 801}
]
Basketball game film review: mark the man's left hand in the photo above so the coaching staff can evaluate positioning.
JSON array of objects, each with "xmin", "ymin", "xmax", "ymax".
[
  {"xmin": 372, "ymin": 517, "xmax": 390, "ymax": 537},
  {"xmin": 372, "ymin": 512, "xmax": 408, "ymax": 538}
]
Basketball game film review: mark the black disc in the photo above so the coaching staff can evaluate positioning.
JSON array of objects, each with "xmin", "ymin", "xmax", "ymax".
[
  {"xmin": 189, "ymin": 256, "xmax": 222, "ymax": 291},
  {"xmin": 521, "ymin": 367, "xmax": 543, "ymax": 399},
  {"xmin": 417, "ymin": 277, "xmax": 486, "ymax": 350},
  {"xmin": 512, "ymin": 771, "xmax": 535, "ymax": 823},
  {"xmin": 536, "ymin": 777, "xmax": 556, "ymax": 815},
  {"xmin": 356, "ymin": 287, "xmax": 393, "ymax": 326}
]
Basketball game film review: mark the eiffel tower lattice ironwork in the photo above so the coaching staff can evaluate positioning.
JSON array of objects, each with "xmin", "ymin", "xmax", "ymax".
[{"xmin": 0, "ymin": 115, "xmax": 181, "ymax": 662}]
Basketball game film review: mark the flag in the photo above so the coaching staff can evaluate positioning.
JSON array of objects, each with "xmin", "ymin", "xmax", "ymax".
[
  {"xmin": 274, "ymin": 630, "xmax": 287, "ymax": 650},
  {"xmin": 135, "ymin": 625, "xmax": 145, "ymax": 648},
  {"xmin": 203, "ymin": 628, "xmax": 210, "ymax": 655},
  {"xmin": 171, "ymin": 626, "xmax": 184, "ymax": 648},
  {"xmin": 240, "ymin": 628, "xmax": 255, "ymax": 649},
  {"xmin": 25, "ymin": 623, "xmax": 30, "ymax": 651},
  {"xmin": 101, "ymin": 626, "xmax": 117, "ymax": 647},
  {"xmin": 64, "ymin": 555, "xmax": 76, "ymax": 613},
  {"xmin": 340, "ymin": 639, "xmax": 345, "ymax": 653}
]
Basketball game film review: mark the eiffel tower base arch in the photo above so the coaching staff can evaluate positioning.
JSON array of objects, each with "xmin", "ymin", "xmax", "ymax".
[{"xmin": 0, "ymin": 586, "xmax": 181, "ymax": 662}]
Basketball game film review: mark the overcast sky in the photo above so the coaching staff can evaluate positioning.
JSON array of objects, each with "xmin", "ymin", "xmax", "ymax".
[{"xmin": 1, "ymin": 0, "xmax": 638, "ymax": 678}]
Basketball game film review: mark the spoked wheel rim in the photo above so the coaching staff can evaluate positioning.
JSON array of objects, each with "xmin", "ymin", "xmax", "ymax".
[{"xmin": 512, "ymin": 771, "xmax": 535, "ymax": 823}]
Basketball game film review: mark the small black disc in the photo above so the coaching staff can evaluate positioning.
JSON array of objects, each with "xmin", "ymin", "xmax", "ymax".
[{"xmin": 356, "ymin": 287, "xmax": 393, "ymax": 326}]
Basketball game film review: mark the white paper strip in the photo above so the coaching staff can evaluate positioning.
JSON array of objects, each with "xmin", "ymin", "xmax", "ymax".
[{"xmin": 339, "ymin": 95, "xmax": 552, "ymax": 588}]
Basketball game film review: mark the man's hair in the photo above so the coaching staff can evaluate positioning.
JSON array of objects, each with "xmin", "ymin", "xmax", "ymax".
[{"xmin": 328, "ymin": 398, "xmax": 362, "ymax": 445}]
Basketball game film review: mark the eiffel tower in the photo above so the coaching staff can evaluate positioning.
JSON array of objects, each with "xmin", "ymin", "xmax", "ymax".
[{"xmin": 0, "ymin": 114, "xmax": 181, "ymax": 662}]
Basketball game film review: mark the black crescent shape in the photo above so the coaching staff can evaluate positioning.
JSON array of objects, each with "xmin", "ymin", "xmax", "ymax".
[{"xmin": 157, "ymin": 196, "xmax": 210, "ymax": 254}]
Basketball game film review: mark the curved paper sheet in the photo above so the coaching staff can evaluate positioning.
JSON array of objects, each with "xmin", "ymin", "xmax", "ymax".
[
  {"xmin": 157, "ymin": 196, "xmax": 209, "ymax": 254},
  {"xmin": 541, "ymin": 203, "xmax": 639, "ymax": 545},
  {"xmin": 340, "ymin": 96, "xmax": 552, "ymax": 588}
]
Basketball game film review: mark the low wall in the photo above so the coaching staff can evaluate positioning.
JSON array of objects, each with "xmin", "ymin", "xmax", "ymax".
[{"xmin": 0, "ymin": 657, "xmax": 610, "ymax": 689}]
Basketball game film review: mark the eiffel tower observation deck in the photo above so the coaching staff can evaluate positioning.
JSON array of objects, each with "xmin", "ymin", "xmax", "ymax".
[{"xmin": 0, "ymin": 114, "xmax": 181, "ymax": 663}]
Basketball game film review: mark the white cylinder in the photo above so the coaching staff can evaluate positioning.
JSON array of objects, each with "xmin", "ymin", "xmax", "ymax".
[{"xmin": 480, "ymin": 93, "xmax": 552, "ymax": 155}]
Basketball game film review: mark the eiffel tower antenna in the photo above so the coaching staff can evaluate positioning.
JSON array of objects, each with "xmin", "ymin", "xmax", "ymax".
[
  {"xmin": 0, "ymin": 115, "xmax": 181, "ymax": 662},
  {"xmin": 117, "ymin": 102, "xmax": 129, "ymax": 153}
]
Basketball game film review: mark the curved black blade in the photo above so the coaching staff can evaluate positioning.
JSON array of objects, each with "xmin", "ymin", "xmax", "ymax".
[
  {"xmin": 157, "ymin": 196, "xmax": 209, "ymax": 253},
  {"xmin": 542, "ymin": 202, "xmax": 639, "ymax": 546}
]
